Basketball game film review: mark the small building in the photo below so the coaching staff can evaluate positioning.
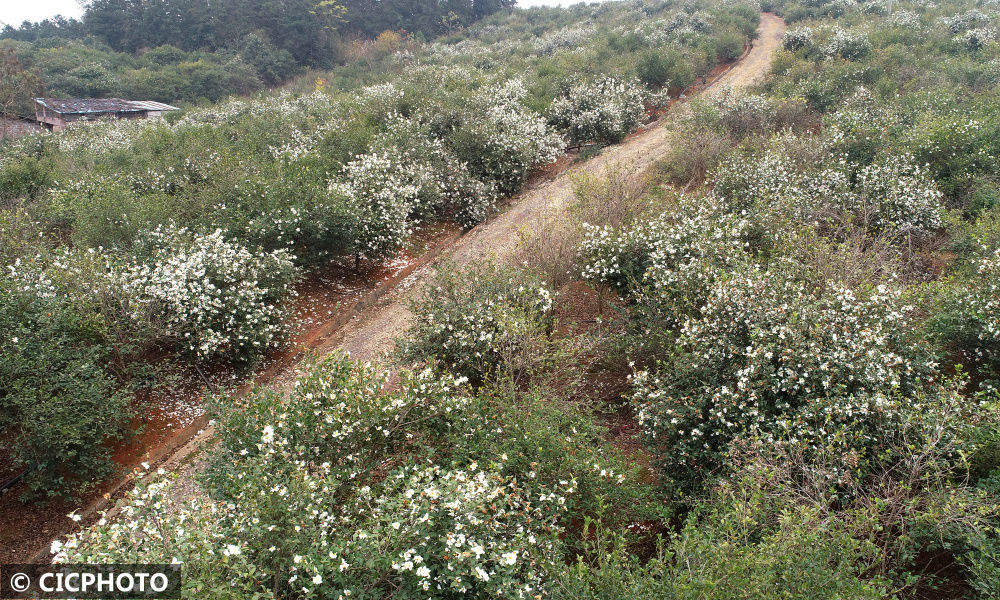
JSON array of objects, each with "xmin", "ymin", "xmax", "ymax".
[
  {"xmin": 0, "ymin": 116, "xmax": 43, "ymax": 140},
  {"xmin": 33, "ymin": 98, "xmax": 180, "ymax": 132}
]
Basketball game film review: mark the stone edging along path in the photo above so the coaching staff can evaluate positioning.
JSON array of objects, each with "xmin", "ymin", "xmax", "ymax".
[{"xmin": 29, "ymin": 12, "xmax": 786, "ymax": 562}]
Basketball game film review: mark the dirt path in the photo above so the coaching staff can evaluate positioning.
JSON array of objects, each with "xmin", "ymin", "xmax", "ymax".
[
  {"xmin": 327, "ymin": 12, "xmax": 786, "ymax": 361},
  {"xmin": 26, "ymin": 13, "xmax": 786, "ymax": 562}
]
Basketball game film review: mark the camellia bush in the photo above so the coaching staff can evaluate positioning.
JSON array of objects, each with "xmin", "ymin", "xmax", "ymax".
[
  {"xmin": 782, "ymin": 26, "xmax": 814, "ymax": 51},
  {"xmin": 631, "ymin": 262, "xmax": 936, "ymax": 494},
  {"xmin": 450, "ymin": 79, "xmax": 565, "ymax": 196},
  {"xmin": 120, "ymin": 225, "xmax": 297, "ymax": 362},
  {"xmin": 579, "ymin": 196, "xmax": 750, "ymax": 331},
  {"xmin": 935, "ymin": 248, "xmax": 1000, "ymax": 389},
  {"xmin": 58, "ymin": 354, "xmax": 578, "ymax": 599},
  {"xmin": 710, "ymin": 142, "xmax": 944, "ymax": 237},
  {"xmin": 855, "ymin": 153, "xmax": 944, "ymax": 235},
  {"xmin": 822, "ymin": 28, "xmax": 872, "ymax": 60},
  {"xmin": 0, "ymin": 263, "xmax": 132, "ymax": 500},
  {"xmin": 400, "ymin": 262, "xmax": 555, "ymax": 385},
  {"xmin": 548, "ymin": 76, "xmax": 648, "ymax": 145}
]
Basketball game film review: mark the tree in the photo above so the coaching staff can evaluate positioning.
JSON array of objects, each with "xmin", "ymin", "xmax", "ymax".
[{"xmin": 0, "ymin": 49, "xmax": 43, "ymax": 139}]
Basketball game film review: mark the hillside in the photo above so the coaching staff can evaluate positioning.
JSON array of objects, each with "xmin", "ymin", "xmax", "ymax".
[
  {"xmin": 0, "ymin": 0, "xmax": 517, "ymax": 110},
  {"xmin": 4, "ymin": 0, "xmax": 1000, "ymax": 597}
]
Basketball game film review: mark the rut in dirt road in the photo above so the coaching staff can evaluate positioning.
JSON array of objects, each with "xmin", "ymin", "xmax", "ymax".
[{"xmin": 329, "ymin": 13, "xmax": 787, "ymax": 361}]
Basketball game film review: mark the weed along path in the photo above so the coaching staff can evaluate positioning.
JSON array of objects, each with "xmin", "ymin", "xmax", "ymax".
[
  {"xmin": 19, "ymin": 13, "xmax": 785, "ymax": 562},
  {"xmin": 328, "ymin": 12, "xmax": 786, "ymax": 361}
]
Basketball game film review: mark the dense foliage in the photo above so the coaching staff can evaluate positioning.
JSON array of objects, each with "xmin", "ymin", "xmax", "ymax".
[
  {"xmin": 20, "ymin": 0, "xmax": 1000, "ymax": 596},
  {"xmin": 0, "ymin": 0, "xmax": 518, "ymax": 107},
  {"xmin": 0, "ymin": 0, "xmax": 752, "ymax": 499}
]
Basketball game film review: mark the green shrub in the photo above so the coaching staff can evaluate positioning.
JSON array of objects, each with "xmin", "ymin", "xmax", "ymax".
[
  {"xmin": 400, "ymin": 262, "xmax": 554, "ymax": 385},
  {"xmin": 0, "ymin": 155, "xmax": 51, "ymax": 203},
  {"xmin": 631, "ymin": 262, "xmax": 935, "ymax": 495},
  {"xmin": 635, "ymin": 49, "xmax": 694, "ymax": 89},
  {"xmin": 667, "ymin": 490, "xmax": 887, "ymax": 599},
  {"xmin": 714, "ymin": 30, "xmax": 746, "ymax": 62},
  {"xmin": 441, "ymin": 388, "xmax": 658, "ymax": 534},
  {"xmin": 0, "ymin": 273, "xmax": 132, "ymax": 500},
  {"xmin": 933, "ymin": 248, "xmax": 1000, "ymax": 389}
]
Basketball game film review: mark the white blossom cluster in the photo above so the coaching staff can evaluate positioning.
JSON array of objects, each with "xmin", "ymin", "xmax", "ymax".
[
  {"xmin": 178, "ymin": 90, "xmax": 336, "ymax": 128},
  {"xmin": 329, "ymin": 152, "xmax": 421, "ymax": 261},
  {"xmin": 547, "ymin": 76, "xmax": 648, "ymax": 145},
  {"xmin": 782, "ymin": 26, "xmax": 814, "ymax": 51},
  {"xmin": 888, "ymin": 9, "xmax": 923, "ymax": 30},
  {"xmin": 3, "ymin": 256, "xmax": 59, "ymax": 300},
  {"xmin": 465, "ymin": 79, "xmax": 565, "ymax": 194},
  {"xmin": 403, "ymin": 266, "xmax": 555, "ymax": 382},
  {"xmin": 710, "ymin": 141, "xmax": 943, "ymax": 236},
  {"xmin": 579, "ymin": 196, "xmax": 749, "ymax": 327},
  {"xmin": 532, "ymin": 24, "xmax": 598, "ymax": 55},
  {"xmin": 954, "ymin": 26, "xmax": 998, "ymax": 51},
  {"xmin": 947, "ymin": 248, "xmax": 1000, "ymax": 385},
  {"xmin": 118, "ymin": 225, "xmax": 296, "ymax": 360},
  {"xmin": 631, "ymin": 264, "xmax": 933, "ymax": 489},
  {"xmin": 855, "ymin": 153, "xmax": 944, "ymax": 234},
  {"xmin": 59, "ymin": 356, "xmax": 576, "ymax": 599},
  {"xmin": 56, "ymin": 118, "xmax": 166, "ymax": 156},
  {"xmin": 368, "ymin": 464, "xmax": 574, "ymax": 597},
  {"xmin": 822, "ymin": 28, "xmax": 872, "ymax": 60},
  {"xmin": 822, "ymin": 86, "xmax": 904, "ymax": 158},
  {"xmin": 939, "ymin": 9, "xmax": 993, "ymax": 33},
  {"xmin": 368, "ymin": 115, "xmax": 494, "ymax": 226}
]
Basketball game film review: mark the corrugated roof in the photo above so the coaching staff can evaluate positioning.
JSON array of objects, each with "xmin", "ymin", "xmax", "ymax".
[
  {"xmin": 33, "ymin": 98, "xmax": 180, "ymax": 115},
  {"xmin": 128, "ymin": 100, "xmax": 182, "ymax": 112}
]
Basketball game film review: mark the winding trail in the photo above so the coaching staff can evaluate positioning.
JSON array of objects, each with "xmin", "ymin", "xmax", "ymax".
[
  {"xmin": 327, "ymin": 12, "xmax": 786, "ymax": 361},
  {"xmin": 27, "ymin": 13, "xmax": 786, "ymax": 561}
]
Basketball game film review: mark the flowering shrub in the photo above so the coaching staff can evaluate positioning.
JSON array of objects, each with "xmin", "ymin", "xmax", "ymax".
[
  {"xmin": 547, "ymin": 76, "xmax": 648, "ymax": 145},
  {"xmin": 710, "ymin": 146, "xmax": 848, "ymax": 221},
  {"xmin": 824, "ymin": 87, "xmax": 902, "ymax": 165},
  {"xmin": 329, "ymin": 152, "xmax": 420, "ymax": 261},
  {"xmin": 579, "ymin": 196, "xmax": 749, "ymax": 329},
  {"xmin": 453, "ymin": 79, "xmax": 564, "ymax": 196},
  {"xmin": 822, "ymin": 28, "xmax": 872, "ymax": 61},
  {"xmin": 704, "ymin": 87, "xmax": 781, "ymax": 139},
  {"xmin": 936, "ymin": 249, "xmax": 1000, "ymax": 389},
  {"xmin": 62, "ymin": 355, "xmax": 577, "ymax": 599},
  {"xmin": 370, "ymin": 116, "xmax": 494, "ymax": 227},
  {"xmin": 401, "ymin": 262, "xmax": 555, "ymax": 384},
  {"xmin": 121, "ymin": 226, "xmax": 297, "ymax": 361},
  {"xmin": 855, "ymin": 154, "xmax": 944, "ymax": 235},
  {"xmin": 334, "ymin": 464, "xmax": 573, "ymax": 598},
  {"xmin": 782, "ymin": 27, "xmax": 814, "ymax": 51},
  {"xmin": 631, "ymin": 263, "xmax": 935, "ymax": 494},
  {"xmin": 710, "ymin": 142, "xmax": 942, "ymax": 236},
  {"xmin": 955, "ymin": 27, "xmax": 997, "ymax": 52},
  {"xmin": 210, "ymin": 353, "xmax": 472, "ymax": 483},
  {"xmin": 940, "ymin": 9, "xmax": 992, "ymax": 34}
]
